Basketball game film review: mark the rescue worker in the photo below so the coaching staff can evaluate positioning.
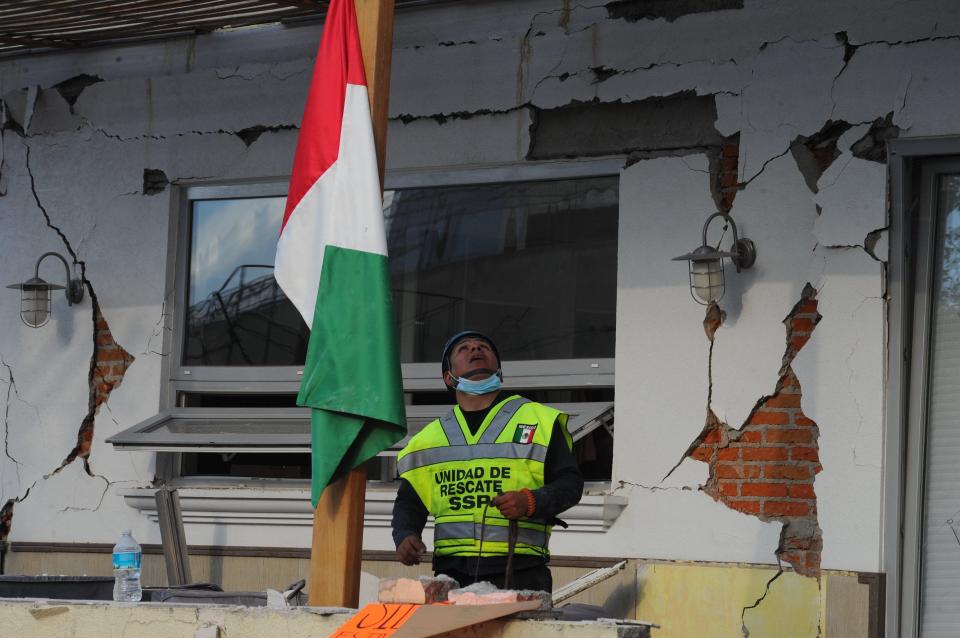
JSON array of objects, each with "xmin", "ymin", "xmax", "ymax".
[{"xmin": 391, "ymin": 330, "xmax": 584, "ymax": 592}]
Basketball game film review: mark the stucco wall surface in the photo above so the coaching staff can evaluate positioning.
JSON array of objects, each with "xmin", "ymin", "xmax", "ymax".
[{"xmin": 0, "ymin": 0, "xmax": 955, "ymax": 588}]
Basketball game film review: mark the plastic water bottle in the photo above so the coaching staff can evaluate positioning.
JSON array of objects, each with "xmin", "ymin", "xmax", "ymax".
[{"xmin": 112, "ymin": 530, "xmax": 142, "ymax": 602}]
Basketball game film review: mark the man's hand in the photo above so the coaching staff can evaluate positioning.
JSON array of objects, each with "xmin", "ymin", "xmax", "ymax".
[
  {"xmin": 491, "ymin": 491, "xmax": 528, "ymax": 520},
  {"xmin": 397, "ymin": 534, "xmax": 426, "ymax": 565}
]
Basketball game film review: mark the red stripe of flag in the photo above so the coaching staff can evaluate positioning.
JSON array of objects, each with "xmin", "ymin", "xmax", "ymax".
[{"xmin": 281, "ymin": 0, "xmax": 368, "ymax": 232}]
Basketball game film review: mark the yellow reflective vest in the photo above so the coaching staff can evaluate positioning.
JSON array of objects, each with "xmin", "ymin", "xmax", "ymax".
[{"xmin": 397, "ymin": 395, "xmax": 572, "ymax": 558}]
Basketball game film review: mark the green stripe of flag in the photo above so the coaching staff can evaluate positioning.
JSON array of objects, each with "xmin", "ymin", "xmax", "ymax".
[{"xmin": 297, "ymin": 245, "xmax": 406, "ymax": 505}]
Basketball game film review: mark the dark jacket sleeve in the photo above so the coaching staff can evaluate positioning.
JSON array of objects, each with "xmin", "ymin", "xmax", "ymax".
[
  {"xmin": 391, "ymin": 477, "xmax": 429, "ymax": 548},
  {"xmin": 529, "ymin": 417, "xmax": 584, "ymax": 521}
]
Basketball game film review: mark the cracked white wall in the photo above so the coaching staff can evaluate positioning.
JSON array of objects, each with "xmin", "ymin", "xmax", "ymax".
[{"xmin": 0, "ymin": 0, "xmax": 956, "ymax": 575}]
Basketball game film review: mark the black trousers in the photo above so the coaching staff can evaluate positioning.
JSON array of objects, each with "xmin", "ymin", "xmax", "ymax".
[{"xmin": 439, "ymin": 564, "xmax": 553, "ymax": 592}]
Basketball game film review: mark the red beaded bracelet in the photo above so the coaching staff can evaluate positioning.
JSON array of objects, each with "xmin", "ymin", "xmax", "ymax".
[{"xmin": 520, "ymin": 488, "xmax": 536, "ymax": 517}]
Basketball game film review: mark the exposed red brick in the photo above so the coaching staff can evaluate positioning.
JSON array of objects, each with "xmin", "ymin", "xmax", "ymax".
[
  {"xmin": 95, "ymin": 348, "xmax": 128, "ymax": 363},
  {"xmin": 788, "ymin": 484, "xmax": 816, "ymax": 499},
  {"xmin": 690, "ymin": 446, "xmax": 712, "ymax": 461},
  {"xmin": 790, "ymin": 447, "xmax": 820, "ymax": 462},
  {"xmin": 95, "ymin": 332, "xmax": 116, "ymax": 346},
  {"xmin": 765, "ymin": 429, "xmax": 813, "ymax": 444},
  {"xmin": 741, "ymin": 447, "xmax": 789, "ymax": 462},
  {"xmin": 715, "ymin": 463, "xmax": 761, "ymax": 480},
  {"xmin": 780, "ymin": 551, "xmax": 801, "ymax": 567},
  {"xmin": 762, "ymin": 392, "xmax": 802, "ymax": 409},
  {"xmin": 685, "ymin": 284, "xmax": 823, "ymax": 577},
  {"xmin": 727, "ymin": 500, "xmax": 761, "ymax": 515},
  {"xmin": 717, "ymin": 481, "xmax": 739, "ymax": 497},
  {"xmin": 716, "ymin": 448, "xmax": 740, "ymax": 461},
  {"xmin": 748, "ymin": 410, "xmax": 790, "ymax": 425},
  {"xmin": 741, "ymin": 482, "xmax": 788, "ymax": 497},
  {"xmin": 702, "ymin": 428, "xmax": 722, "ymax": 444},
  {"xmin": 764, "ymin": 464, "xmax": 812, "ymax": 481},
  {"xmin": 795, "ymin": 300, "xmax": 819, "ymax": 315},
  {"xmin": 53, "ymin": 302, "xmax": 135, "ymax": 477},
  {"xmin": 764, "ymin": 500, "xmax": 810, "ymax": 517},
  {"xmin": 790, "ymin": 334, "xmax": 811, "ymax": 352}
]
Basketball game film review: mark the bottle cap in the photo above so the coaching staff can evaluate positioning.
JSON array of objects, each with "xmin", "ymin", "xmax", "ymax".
[{"xmin": 121, "ymin": 529, "xmax": 132, "ymax": 535}]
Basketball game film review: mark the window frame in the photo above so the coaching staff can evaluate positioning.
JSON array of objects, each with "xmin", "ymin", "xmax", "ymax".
[
  {"xmin": 141, "ymin": 159, "xmax": 623, "ymax": 475},
  {"xmin": 885, "ymin": 138, "xmax": 960, "ymax": 638}
]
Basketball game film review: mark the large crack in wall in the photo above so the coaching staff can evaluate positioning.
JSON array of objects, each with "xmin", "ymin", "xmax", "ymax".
[
  {"xmin": 686, "ymin": 285, "xmax": 824, "ymax": 577},
  {"xmin": 0, "ymin": 140, "xmax": 135, "ymax": 552}
]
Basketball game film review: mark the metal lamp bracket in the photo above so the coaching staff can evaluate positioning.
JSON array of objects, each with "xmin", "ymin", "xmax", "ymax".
[
  {"xmin": 701, "ymin": 212, "xmax": 756, "ymax": 273},
  {"xmin": 36, "ymin": 252, "xmax": 84, "ymax": 305}
]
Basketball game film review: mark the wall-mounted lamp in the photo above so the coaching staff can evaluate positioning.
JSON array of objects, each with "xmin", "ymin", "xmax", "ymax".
[
  {"xmin": 7, "ymin": 252, "xmax": 84, "ymax": 328},
  {"xmin": 672, "ymin": 212, "xmax": 757, "ymax": 305}
]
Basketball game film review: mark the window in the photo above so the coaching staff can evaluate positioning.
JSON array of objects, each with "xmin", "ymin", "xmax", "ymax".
[
  {"xmin": 109, "ymin": 162, "xmax": 620, "ymax": 483},
  {"xmin": 887, "ymin": 141, "xmax": 960, "ymax": 637},
  {"xmin": 184, "ymin": 196, "xmax": 307, "ymax": 367}
]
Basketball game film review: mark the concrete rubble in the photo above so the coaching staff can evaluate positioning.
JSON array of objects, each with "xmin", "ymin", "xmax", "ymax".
[{"xmin": 378, "ymin": 574, "xmax": 459, "ymax": 604}]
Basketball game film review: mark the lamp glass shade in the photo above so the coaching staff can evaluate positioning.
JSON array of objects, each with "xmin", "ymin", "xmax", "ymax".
[
  {"xmin": 20, "ymin": 284, "xmax": 52, "ymax": 328},
  {"xmin": 690, "ymin": 258, "xmax": 724, "ymax": 304}
]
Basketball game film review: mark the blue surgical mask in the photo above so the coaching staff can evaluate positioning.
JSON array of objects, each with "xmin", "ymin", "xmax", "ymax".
[{"xmin": 452, "ymin": 372, "xmax": 502, "ymax": 395}]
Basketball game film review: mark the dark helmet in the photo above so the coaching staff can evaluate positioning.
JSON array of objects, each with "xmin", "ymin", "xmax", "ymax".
[{"xmin": 440, "ymin": 330, "xmax": 502, "ymax": 382}]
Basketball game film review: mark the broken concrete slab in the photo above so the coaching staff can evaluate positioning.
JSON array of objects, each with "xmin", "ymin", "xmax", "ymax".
[
  {"xmin": 595, "ymin": 60, "xmax": 744, "ymax": 107},
  {"xmin": 21, "ymin": 88, "xmax": 83, "ymax": 136},
  {"xmin": 1, "ymin": 87, "xmax": 30, "ymax": 132},
  {"xmin": 386, "ymin": 109, "xmax": 533, "ymax": 170},
  {"xmin": 732, "ymin": 37, "xmax": 845, "ymax": 181},
  {"xmin": 378, "ymin": 575, "xmax": 458, "ymax": 605},
  {"xmin": 74, "ymin": 68, "xmax": 309, "ymax": 139},
  {"xmin": 814, "ymin": 154, "xmax": 886, "ymax": 250},
  {"xmin": 391, "ymin": 38, "xmax": 522, "ymax": 118},
  {"xmin": 448, "ymin": 582, "xmax": 550, "ymax": 608}
]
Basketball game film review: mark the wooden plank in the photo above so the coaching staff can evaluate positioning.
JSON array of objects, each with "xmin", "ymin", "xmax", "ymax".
[
  {"xmin": 308, "ymin": 465, "xmax": 368, "ymax": 606},
  {"xmin": 355, "ymin": 0, "xmax": 395, "ymax": 188},
  {"xmin": 307, "ymin": 0, "xmax": 395, "ymax": 608}
]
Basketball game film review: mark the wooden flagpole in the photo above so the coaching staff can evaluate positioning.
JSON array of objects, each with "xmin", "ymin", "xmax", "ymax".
[{"xmin": 307, "ymin": 0, "xmax": 395, "ymax": 608}]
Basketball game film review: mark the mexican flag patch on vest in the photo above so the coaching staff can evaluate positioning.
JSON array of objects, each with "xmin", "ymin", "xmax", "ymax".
[{"xmin": 513, "ymin": 424, "xmax": 537, "ymax": 444}]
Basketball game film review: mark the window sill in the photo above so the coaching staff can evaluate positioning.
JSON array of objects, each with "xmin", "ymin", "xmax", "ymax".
[{"xmin": 120, "ymin": 484, "xmax": 626, "ymax": 533}]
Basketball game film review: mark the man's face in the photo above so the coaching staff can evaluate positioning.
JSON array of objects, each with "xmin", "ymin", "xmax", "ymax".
[{"xmin": 445, "ymin": 337, "xmax": 498, "ymax": 383}]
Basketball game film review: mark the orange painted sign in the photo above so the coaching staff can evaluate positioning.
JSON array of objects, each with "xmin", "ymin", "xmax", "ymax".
[{"xmin": 330, "ymin": 603, "xmax": 418, "ymax": 638}]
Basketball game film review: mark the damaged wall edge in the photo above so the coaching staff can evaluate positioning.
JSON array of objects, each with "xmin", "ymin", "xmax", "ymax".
[
  {"xmin": 0, "ymin": 143, "xmax": 137, "ymax": 547},
  {"xmin": 686, "ymin": 284, "xmax": 824, "ymax": 578}
]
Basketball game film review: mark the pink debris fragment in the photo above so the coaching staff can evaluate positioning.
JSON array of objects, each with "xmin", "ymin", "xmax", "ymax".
[
  {"xmin": 378, "ymin": 575, "xmax": 459, "ymax": 604},
  {"xmin": 448, "ymin": 582, "xmax": 551, "ymax": 609}
]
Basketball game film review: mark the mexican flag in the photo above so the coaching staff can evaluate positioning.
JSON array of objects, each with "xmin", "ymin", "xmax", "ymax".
[{"xmin": 274, "ymin": 0, "xmax": 406, "ymax": 506}]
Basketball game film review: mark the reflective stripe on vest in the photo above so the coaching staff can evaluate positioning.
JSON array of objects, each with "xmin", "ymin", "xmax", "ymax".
[
  {"xmin": 477, "ymin": 397, "xmax": 530, "ymax": 443},
  {"xmin": 438, "ymin": 396, "xmax": 531, "ymax": 446},
  {"xmin": 397, "ymin": 441, "xmax": 548, "ymax": 475},
  {"xmin": 434, "ymin": 521, "xmax": 550, "ymax": 547},
  {"xmin": 439, "ymin": 411, "xmax": 466, "ymax": 446}
]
